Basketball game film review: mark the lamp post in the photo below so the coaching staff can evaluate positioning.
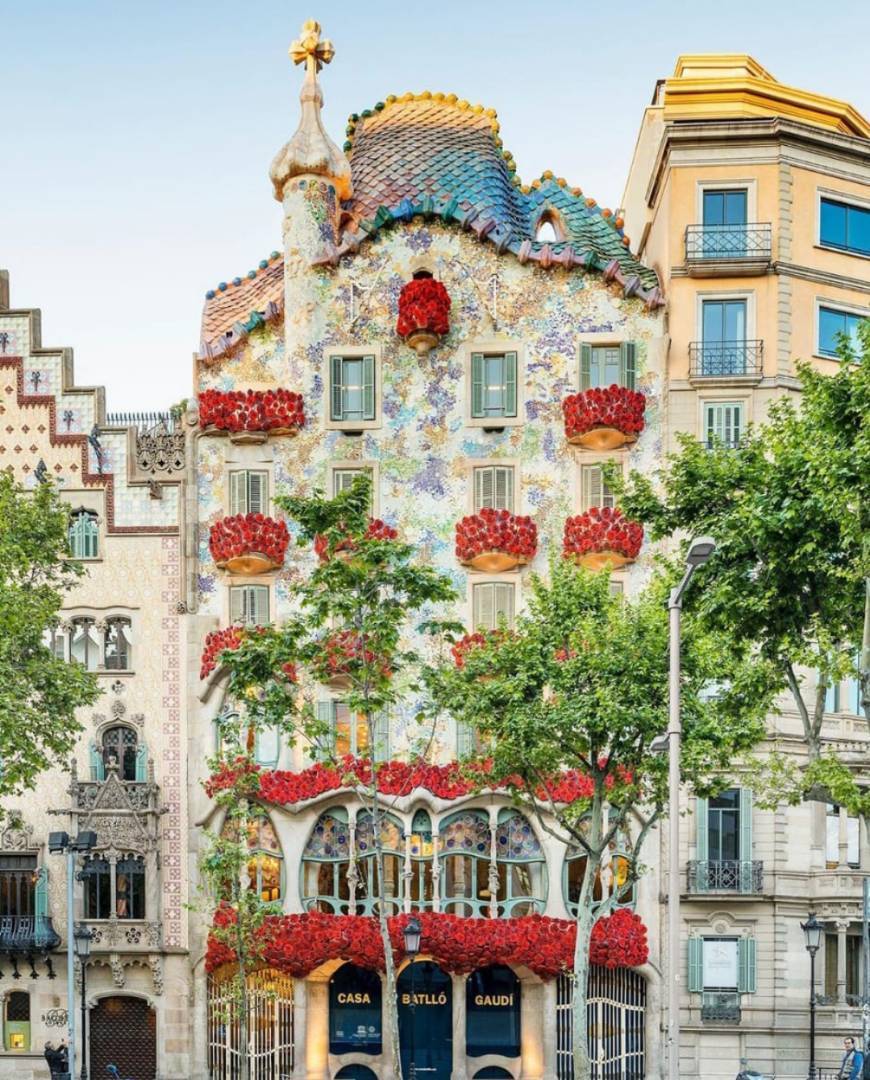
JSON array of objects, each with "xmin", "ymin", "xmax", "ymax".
[
  {"xmin": 802, "ymin": 913, "xmax": 823, "ymax": 1080},
  {"xmin": 73, "ymin": 925, "xmax": 93, "ymax": 1080},
  {"xmin": 666, "ymin": 536, "xmax": 716, "ymax": 1080},
  {"xmin": 403, "ymin": 917, "xmax": 422, "ymax": 1080},
  {"xmin": 48, "ymin": 830, "xmax": 97, "ymax": 1080}
]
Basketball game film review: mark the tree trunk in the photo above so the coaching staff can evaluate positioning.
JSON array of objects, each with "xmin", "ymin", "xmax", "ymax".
[
  {"xmin": 571, "ymin": 784, "xmax": 605, "ymax": 1080},
  {"xmin": 235, "ymin": 907, "xmax": 250, "ymax": 1080},
  {"xmin": 371, "ymin": 790, "xmax": 403, "ymax": 1079}
]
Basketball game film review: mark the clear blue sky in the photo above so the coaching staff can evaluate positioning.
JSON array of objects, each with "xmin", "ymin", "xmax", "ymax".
[{"xmin": 4, "ymin": 0, "xmax": 868, "ymax": 411}]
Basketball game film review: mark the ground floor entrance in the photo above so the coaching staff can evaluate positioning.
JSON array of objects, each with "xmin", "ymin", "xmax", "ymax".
[
  {"xmin": 90, "ymin": 995, "xmax": 157, "ymax": 1080},
  {"xmin": 397, "ymin": 961, "xmax": 453, "ymax": 1079}
]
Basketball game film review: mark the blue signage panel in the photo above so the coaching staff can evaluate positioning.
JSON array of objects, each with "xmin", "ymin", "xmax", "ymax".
[
  {"xmin": 329, "ymin": 963, "xmax": 383, "ymax": 1055},
  {"xmin": 397, "ymin": 961, "xmax": 453, "ymax": 1079}
]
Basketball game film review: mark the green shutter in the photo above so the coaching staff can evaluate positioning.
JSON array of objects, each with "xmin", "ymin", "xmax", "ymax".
[
  {"xmin": 695, "ymin": 796, "xmax": 709, "ymax": 893},
  {"xmin": 316, "ymin": 701, "xmax": 336, "ymax": 760},
  {"xmin": 739, "ymin": 787, "xmax": 753, "ymax": 893},
  {"xmin": 475, "ymin": 467, "xmax": 494, "ymax": 511},
  {"xmin": 737, "ymin": 937, "xmax": 756, "ymax": 993},
  {"xmin": 457, "ymin": 720, "xmax": 474, "ymax": 758},
  {"xmin": 373, "ymin": 712, "xmax": 390, "ymax": 763},
  {"xmin": 504, "ymin": 352, "xmax": 518, "ymax": 417},
  {"xmin": 471, "ymin": 353, "xmax": 485, "ymax": 418},
  {"xmin": 34, "ymin": 867, "xmax": 48, "ymax": 920},
  {"xmin": 331, "ymin": 355, "xmax": 344, "ymax": 421},
  {"xmin": 362, "ymin": 355, "xmax": 376, "ymax": 421},
  {"xmin": 580, "ymin": 344, "xmax": 593, "ymax": 390},
  {"xmin": 687, "ymin": 937, "xmax": 703, "ymax": 993},
  {"xmin": 135, "ymin": 744, "xmax": 148, "ymax": 783},
  {"xmin": 229, "ymin": 472, "xmax": 246, "ymax": 516},
  {"xmin": 89, "ymin": 742, "xmax": 105, "ymax": 782},
  {"xmin": 620, "ymin": 342, "xmax": 637, "ymax": 389}
]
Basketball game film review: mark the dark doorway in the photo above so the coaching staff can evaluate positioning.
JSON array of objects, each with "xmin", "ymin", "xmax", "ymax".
[
  {"xmin": 466, "ymin": 965, "xmax": 521, "ymax": 1058},
  {"xmin": 335, "ymin": 1068, "xmax": 378, "ymax": 1079},
  {"xmin": 397, "ymin": 960, "xmax": 452, "ymax": 1080},
  {"xmin": 329, "ymin": 963, "xmax": 383, "ymax": 1055},
  {"xmin": 90, "ymin": 996, "xmax": 156, "ymax": 1080}
]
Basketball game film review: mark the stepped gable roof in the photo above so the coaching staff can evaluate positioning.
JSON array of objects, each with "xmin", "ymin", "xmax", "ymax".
[{"xmin": 199, "ymin": 93, "xmax": 663, "ymax": 362}]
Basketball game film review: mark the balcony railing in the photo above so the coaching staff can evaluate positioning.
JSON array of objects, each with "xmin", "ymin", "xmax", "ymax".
[
  {"xmin": 688, "ymin": 859, "xmax": 764, "ymax": 894},
  {"xmin": 701, "ymin": 990, "xmax": 740, "ymax": 1022},
  {"xmin": 0, "ymin": 915, "xmax": 61, "ymax": 952},
  {"xmin": 689, "ymin": 341, "xmax": 763, "ymax": 379},
  {"xmin": 685, "ymin": 223, "xmax": 772, "ymax": 262}
]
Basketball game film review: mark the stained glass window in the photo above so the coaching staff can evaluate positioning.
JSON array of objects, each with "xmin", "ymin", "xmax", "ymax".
[{"xmin": 301, "ymin": 810, "xmax": 351, "ymax": 914}]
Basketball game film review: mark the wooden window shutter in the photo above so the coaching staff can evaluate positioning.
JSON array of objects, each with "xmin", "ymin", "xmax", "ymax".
[
  {"xmin": 34, "ymin": 868, "xmax": 49, "ymax": 922},
  {"xmin": 316, "ymin": 701, "xmax": 336, "ymax": 760},
  {"xmin": 687, "ymin": 937, "xmax": 703, "ymax": 993},
  {"xmin": 373, "ymin": 712, "xmax": 390, "ymax": 763},
  {"xmin": 580, "ymin": 344, "xmax": 593, "ymax": 390},
  {"xmin": 620, "ymin": 342, "xmax": 637, "ymax": 389},
  {"xmin": 229, "ymin": 587, "xmax": 245, "ymax": 624},
  {"xmin": 737, "ymin": 937, "xmax": 756, "ymax": 993},
  {"xmin": 494, "ymin": 582, "xmax": 515, "ymax": 627},
  {"xmin": 738, "ymin": 787, "xmax": 753, "ymax": 892},
  {"xmin": 247, "ymin": 472, "xmax": 266, "ymax": 515},
  {"xmin": 229, "ymin": 473, "xmax": 246, "ymax": 516},
  {"xmin": 89, "ymin": 742, "xmax": 105, "ymax": 782},
  {"xmin": 695, "ymin": 796, "xmax": 709, "ymax": 893},
  {"xmin": 582, "ymin": 465, "xmax": 603, "ymax": 510},
  {"xmin": 249, "ymin": 586, "xmax": 269, "ymax": 626},
  {"xmin": 471, "ymin": 353, "xmax": 485, "ymax": 418},
  {"xmin": 331, "ymin": 355, "xmax": 344, "ymax": 421},
  {"xmin": 475, "ymin": 467, "xmax": 494, "ymax": 511},
  {"xmin": 495, "ymin": 466, "xmax": 513, "ymax": 511},
  {"xmin": 456, "ymin": 720, "xmax": 474, "ymax": 758},
  {"xmin": 362, "ymin": 355, "xmax": 376, "ymax": 421},
  {"xmin": 504, "ymin": 352, "xmax": 518, "ymax": 417},
  {"xmin": 473, "ymin": 583, "xmax": 493, "ymax": 630}
]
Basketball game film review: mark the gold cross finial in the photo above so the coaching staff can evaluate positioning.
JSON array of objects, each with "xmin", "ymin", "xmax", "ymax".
[{"xmin": 289, "ymin": 19, "xmax": 335, "ymax": 75}]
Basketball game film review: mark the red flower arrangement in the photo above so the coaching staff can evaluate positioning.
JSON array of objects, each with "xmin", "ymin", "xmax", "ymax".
[
  {"xmin": 209, "ymin": 513, "xmax": 290, "ymax": 574},
  {"xmin": 310, "ymin": 631, "xmax": 391, "ymax": 689},
  {"xmin": 396, "ymin": 278, "xmax": 451, "ymax": 353},
  {"xmin": 206, "ymin": 908, "xmax": 648, "ymax": 980},
  {"xmin": 200, "ymin": 626, "xmax": 247, "ymax": 680},
  {"xmin": 313, "ymin": 518, "xmax": 399, "ymax": 562},
  {"xmin": 563, "ymin": 508, "xmax": 643, "ymax": 570},
  {"xmin": 198, "ymin": 388, "xmax": 305, "ymax": 436},
  {"xmin": 455, "ymin": 509, "xmax": 537, "ymax": 572},
  {"xmin": 562, "ymin": 385, "xmax": 645, "ymax": 449}
]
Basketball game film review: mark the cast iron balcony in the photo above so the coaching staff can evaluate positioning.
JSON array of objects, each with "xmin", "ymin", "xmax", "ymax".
[
  {"xmin": 685, "ymin": 223, "xmax": 772, "ymax": 275},
  {"xmin": 688, "ymin": 859, "xmax": 764, "ymax": 894},
  {"xmin": 701, "ymin": 990, "xmax": 741, "ymax": 1023},
  {"xmin": 689, "ymin": 341, "xmax": 763, "ymax": 380},
  {"xmin": 0, "ymin": 915, "xmax": 61, "ymax": 953}
]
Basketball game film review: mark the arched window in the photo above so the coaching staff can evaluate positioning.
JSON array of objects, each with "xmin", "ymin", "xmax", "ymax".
[
  {"xmin": 70, "ymin": 617, "xmax": 100, "ymax": 670},
  {"xmin": 440, "ymin": 811, "xmax": 492, "ymax": 917},
  {"xmin": 495, "ymin": 810, "xmax": 547, "ymax": 916},
  {"xmin": 115, "ymin": 857, "xmax": 146, "ymax": 918},
  {"xmin": 105, "ymin": 617, "xmax": 132, "ymax": 670},
  {"xmin": 355, "ymin": 812, "xmax": 403, "ymax": 915},
  {"xmin": 102, "ymin": 726, "xmax": 138, "ymax": 781},
  {"xmin": 301, "ymin": 809, "xmax": 351, "ymax": 914},
  {"xmin": 245, "ymin": 816, "xmax": 283, "ymax": 903},
  {"xmin": 534, "ymin": 210, "xmax": 563, "ymax": 245},
  {"xmin": 69, "ymin": 510, "xmax": 99, "ymax": 559},
  {"xmin": 409, "ymin": 809, "xmax": 435, "ymax": 911},
  {"xmin": 4, "ymin": 991, "xmax": 30, "ymax": 1051}
]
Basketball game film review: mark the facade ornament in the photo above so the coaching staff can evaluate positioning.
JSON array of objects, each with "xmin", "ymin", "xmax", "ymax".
[
  {"xmin": 148, "ymin": 954, "xmax": 164, "ymax": 995},
  {"xmin": 0, "ymin": 813, "xmax": 33, "ymax": 851},
  {"xmin": 42, "ymin": 1008, "xmax": 68, "ymax": 1028},
  {"xmin": 110, "ymin": 680, "xmax": 125, "ymax": 695},
  {"xmin": 136, "ymin": 420, "xmax": 184, "ymax": 474},
  {"xmin": 34, "ymin": 458, "xmax": 48, "ymax": 484},
  {"xmin": 88, "ymin": 425, "xmax": 106, "ymax": 475},
  {"xmin": 109, "ymin": 953, "xmax": 125, "ymax": 988}
]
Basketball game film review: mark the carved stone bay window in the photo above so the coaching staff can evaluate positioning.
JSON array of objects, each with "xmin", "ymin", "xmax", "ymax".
[{"xmin": 48, "ymin": 616, "xmax": 134, "ymax": 673}]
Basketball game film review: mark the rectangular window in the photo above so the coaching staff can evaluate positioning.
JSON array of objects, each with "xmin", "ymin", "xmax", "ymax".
[
  {"xmin": 471, "ymin": 352, "xmax": 518, "ymax": 419},
  {"xmin": 825, "ymin": 935, "xmax": 864, "ymax": 999},
  {"xmin": 330, "ymin": 354, "xmax": 376, "ymax": 422},
  {"xmin": 703, "ymin": 189, "xmax": 748, "ymax": 227},
  {"xmin": 820, "ymin": 198, "xmax": 870, "ymax": 256},
  {"xmin": 701, "ymin": 189, "xmax": 748, "ymax": 258},
  {"xmin": 702, "ymin": 938, "xmax": 739, "ymax": 990},
  {"xmin": 708, "ymin": 789, "xmax": 740, "ymax": 863},
  {"xmin": 229, "ymin": 585, "xmax": 270, "ymax": 626},
  {"xmin": 320, "ymin": 701, "xmax": 369, "ymax": 758},
  {"xmin": 818, "ymin": 306, "xmax": 865, "ymax": 358},
  {"xmin": 472, "ymin": 582, "xmax": 515, "ymax": 631},
  {"xmin": 229, "ymin": 471, "xmax": 268, "ymax": 516},
  {"xmin": 580, "ymin": 342, "xmax": 636, "ymax": 390},
  {"xmin": 826, "ymin": 804, "xmax": 860, "ymax": 868},
  {"xmin": 473, "ymin": 465, "xmax": 515, "ymax": 512},
  {"xmin": 580, "ymin": 464, "xmax": 616, "ymax": 510},
  {"xmin": 704, "ymin": 402, "xmax": 743, "ymax": 448}
]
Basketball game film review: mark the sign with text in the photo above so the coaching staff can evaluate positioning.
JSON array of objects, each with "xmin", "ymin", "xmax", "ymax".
[
  {"xmin": 329, "ymin": 963, "xmax": 382, "ymax": 1055},
  {"xmin": 466, "ymin": 964, "xmax": 521, "ymax": 1058}
]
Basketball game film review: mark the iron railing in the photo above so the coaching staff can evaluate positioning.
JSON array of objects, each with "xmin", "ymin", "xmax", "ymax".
[
  {"xmin": 105, "ymin": 410, "xmax": 176, "ymax": 432},
  {"xmin": 689, "ymin": 340, "xmax": 764, "ymax": 378},
  {"xmin": 686, "ymin": 223, "xmax": 772, "ymax": 261},
  {"xmin": 701, "ymin": 990, "xmax": 741, "ymax": 1022},
  {"xmin": 0, "ymin": 915, "xmax": 61, "ymax": 952},
  {"xmin": 688, "ymin": 859, "xmax": 764, "ymax": 894}
]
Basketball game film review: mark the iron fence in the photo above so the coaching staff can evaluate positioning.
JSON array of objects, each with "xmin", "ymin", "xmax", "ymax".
[{"xmin": 688, "ymin": 859, "xmax": 764, "ymax": 894}]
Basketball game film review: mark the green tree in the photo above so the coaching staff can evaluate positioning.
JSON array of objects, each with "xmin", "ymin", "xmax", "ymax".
[
  {"xmin": 429, "ymin": 560, "xmax": 773, "ymax": 1080},
  {"xmin": 0, "ymin": 472, "xmax": 100, "ymax": 796},
  {"xmin": 214, "ymin": 476, "xmax": 457, "ymax": 1079}
]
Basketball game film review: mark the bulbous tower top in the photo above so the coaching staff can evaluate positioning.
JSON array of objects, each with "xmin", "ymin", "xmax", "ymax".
[{"xmin": 269, "ymin": 20, "xmax": 353, "ymax": 202}]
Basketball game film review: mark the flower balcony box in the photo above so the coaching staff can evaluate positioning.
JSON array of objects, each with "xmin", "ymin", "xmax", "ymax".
[
  {"xmin": 198, "ymin": 389, "xmax": 305, "ymax": 442},
  {"xmin": 313, "ymin": 630, "xmax": 391, "ymax": 692},
  {"xmin": 209, "ymin": 514, "xmax": 290, "ymax": 575},
  {"xmin": 313, "ymin": 518, "xmax": 398, "ymax": 563},
  {"xmin": 562, "ymin": 385, "xmax": 646, "ymax": 451},
  {"xmin": 562, "ymin": 507, "xmax": 643, "ymax": 571},
  {"xmin": 396, "ymin": 278, "xmax": 451, "ymax": 355},
  {"xmin": 455, "ymin": 509, "xmax": 537, "ymax": 572},
  {"xmin": 200, "ymin": 626, "xmax": 246, "ymax": 680}
]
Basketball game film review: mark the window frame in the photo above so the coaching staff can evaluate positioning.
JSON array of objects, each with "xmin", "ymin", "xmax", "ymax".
[
  {"xmin": 577, "ymin": 458, "xmax": 621, "ymax": 513},
  {"xmin": 439, "ymin": 809, "xmax": 493, "ymax": 917},
  {"xmin": 494, "ymin": 809, "xmax": 548, "ymax": 918},
  {"xmin": 228, "ymin": 584, "xmax": 271, "ymax": 627},
  {"xmin": 325, "ymin": 346, "xmax": 383, "ymax": 432},
  {"xmin": 468, "ymin": 459, "xmax": 519, "ymax": 514},
  {"xmin": 817, "ymin": 188, "xmax": 870, "ymax": 260},
  {"xmin": 328, "ymin": 460, "xmax": 379, "ymax": 515},
  {"xmin": 469, "ymin": 578, "xmax": 518, "ymax": 632},
  {"xmin": 815, "ymin": 299, "xmax": 868, "ymax": 360},
  {"xmin": 702, "ymin": 400, "xmax": 745, "ymax": 449},
  {"xmin": 300, "ymin": 808, "xmax": 352, "ymax": 914},
  {"xmin": 104, "ymin": 616, "xmax": 133, "ymax": 672},
  {"xmin": 575, "ymin": 333, "xmax": 641, "ymax": 392},
  {"xmin": 465, "ymin": 341, "xmax": 525, "ymax": 429},
  {"xmin": 68, "ymin": 508, "xmax": 100, "ymax": 561},
  {"xmin": 228, "ymin": 469, "xmax": 269, "ymax": 517},
  {"xmin": 695, "ymin": 179, "xmax": 757, "ymax": 226}
]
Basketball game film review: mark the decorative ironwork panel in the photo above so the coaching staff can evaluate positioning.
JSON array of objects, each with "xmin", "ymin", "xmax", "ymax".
[
  {"xmin": 685, "ymin": 223, "xmax": 772, "ymax": 261},
  {"xmin": 208, "ymin": 968, "xmax": 294, "ymax": 1080},
  {"xmin": 89, "ymin": 995, "xmax": 157, "ymax": 1080},
  {"xmin": 701, "ymin": 990, "xmax": 741, "ymax": 1023},
  {"xmin": 556, "ymin": 967, "xmax": 646, "ymax": 1079},
  {"xmin": 687, "ymin": 859, "xmax": 764, "ymax": 894},
  {"xmin": 688, "ymin": 341, "xmax": 764, "ymax": 378}
]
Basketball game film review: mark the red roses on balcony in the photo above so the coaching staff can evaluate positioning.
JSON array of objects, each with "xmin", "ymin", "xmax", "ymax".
[
  {"xmin": 209, "ymin": 513, "xmax": 290, "ymax": 575},
  {"xmin": 562, "ymin": 385, "xmax": 646, "ymax": 450},
  {"xmin": 396, "ymin": 278, "xmax": 451, "ymax": 354},
  {"xmin": 311, "ymin": 630, "xmax": 391, "ymax": 690},
  {"xmin": 200, "ymin": 626, "xmax": 246, "ymax": 680},
  {"xmin": 455, "ymin": 509, "xmax": 537, "ymax": 572},
  {"xmin": 198, "ymin": 388, "xmax": 305, "ymax": 437},
  {"xmin": 563, "ymin": 508, "xmax": 643, "ymax": 570},
  {"xmin": 313, "ymin": 518, "xmax": 399, "ymax": 562}
]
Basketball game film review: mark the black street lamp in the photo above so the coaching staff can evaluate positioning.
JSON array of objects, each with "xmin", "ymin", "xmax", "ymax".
[
  {"xmin": 73, "ymin": 924, "xmax": 93, "ymax": 1080},
  {"xmin": 403, "ymin": 918, "xmax": 422, "ymax": 1080},
  {"xmin": 802, "ymin": 913, "xmax": 823, "ymax": 1080}
]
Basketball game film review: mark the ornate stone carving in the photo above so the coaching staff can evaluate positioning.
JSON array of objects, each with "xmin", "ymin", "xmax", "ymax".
[
  {"xmin": 136, "ymin": 421, "xmax": 184, "ymax": 474},
  {"xmin": 148, "ymin": 954, "xmax": 164, "ymax": 995},
  {"xmin": 109, "ymin": 953, "xmax": 125, "ymax": 988},
  {"xmin": 0, "ymin": 814, "xmax": 34, "ymax": 851}
]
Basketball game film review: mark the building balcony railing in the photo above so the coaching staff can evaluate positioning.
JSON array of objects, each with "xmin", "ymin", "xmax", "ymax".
[
  {"xmin": 688, "ymin": 859, "xmax": 764, "ymax": 894},
  {"xmin": 701, "ymin": 990, "xmax": 741, "ymax": 1023},
  {"xmin": 0, "ymin": 915, "xmax": 61, "ymax": 953},
  {"xmin": 688, "ymin": 340, "xmax": 763, "ymax": 380},
  {"xmin": 685, "ymin": 223, "xmax": 772, "ymax": 273}
]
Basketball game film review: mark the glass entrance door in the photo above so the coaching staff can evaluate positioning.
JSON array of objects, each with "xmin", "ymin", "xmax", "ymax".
[
  {"xmin": 702, "ymin": 189, "xmax": 747, "ymax": 258},
  {"xmin": 397, "ymin": 961, "xmax": 453, "ymax": 1079},
  {"xmin": 701, "ymin": 300, "xmax": 747, "ymax": 375}
]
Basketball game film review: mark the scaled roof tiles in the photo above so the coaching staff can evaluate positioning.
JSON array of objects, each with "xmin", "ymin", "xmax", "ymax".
[{"xmin": 200, "ymin": 94, "xmax": 663, "ymax": 361}]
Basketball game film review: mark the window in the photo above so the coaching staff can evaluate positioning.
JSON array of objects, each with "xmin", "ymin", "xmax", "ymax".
[
  {"xmin": 332, "ymin": 465, "xmax": 374, "ymax": 510},
  {"xmin": 45, "ymin": 628, "xmax": 66, "ymax": 661},
  {"xmin": 69, "ymin": 510, "xmax": 99, "ymax": 559},
  {"xmin": 704, "ymin": 403, "xmax": 743, "ymax": 448},
  {"xmin": 104, "ymin": 617, "xmax": 132, "ymax": 670},
  {"xmin": 70, "ymin": 617, "xmax": 100, "ymax": 670},
  {"xmin": 473, "ymin": 466, "xmax": 514, "ymax": 513},
  {"xmin": 687, "ymin": 937, "xmax": 756, "ymax": 994},
  {"xmin": 694, "ymin": 789, "xmax": 756, "ymax": 892},
  {"xmin": 317, "ymin": 701, "xmax": 372, "ymax": 759},
  {"xmin": 440, "ymin": 811, "xmax": 492, "ymax": 917},
  {"xmin": 564, "ymin": 825, "xmax": 634, "ymax": 916},
  {"xmin": 472, "ymin": 582, "xmax": 515, "ymax": 632},
  {"xmin": 229, "ymin": 585, "xmax": 270, "ymax": 626},
  {"xmin": 355, "ymin": 812, "xmax": 404, "ymax": 915},
  {"xmin": 229, "ymin": 471, "xmax": 268, "ymax": 516},
  {"xmin": 301, "ymin": 810, "xmax": 351, "ymax": 914},
  {"xmin": 708, "ymin": 790, "xmax": 740, "ymax": 862},
  {"xmin": 580, "ymin": 464, "xmax": 616, "ymax": 511},
  {"xmin": 0, "ymin": 854, "xmax": 38, "ymax": 917},
  {"xmin": 254, "ymin": 726, "xmax": 281, "ymax": 768},
  {"xmin": 495, "ymin": 810, "xmax": 546, "ymax": 916},
  {"xmin": 825, "ymin": 933, "xmax": 863, "ymax": 1001},
  {"xmin": 246, "ymin": 817, "xmax": 283, "ymax": 903},
  {"xmin": 820, "ymin": 198, "xmax": 870, "ymax": 257},
  {"xmin": 699, "ymin": 299, "xmax": 749, "ymax": 377},
  {"xmin": 409, "ymin": 809, "xmax": 435, "ymax": 912},
  {"xmin": 701, "ymin": 189, "xmax": 748, "ymax": 258},
  {"xmin": 535, "ymin": 215, "xmax": 561, "ymax": 243},
  {"xmin": 82, "ymin": 858, "xmax": 112, "ymax": 919},
  {"xmin": 580, "ymin": 343, "xmax": 636, "ymax": 390},
  {"xmin": 101, "ymin": 726, "xmax": 143, "ymax": 782},
  {"xmin": 818, "ymin": 306, "xmax": 865, "ymax": 358},
  {"xmin": 115, "ymin": 857, "xmax": 146, "ymax": 918},
  {"xmin": 826, "ymin": 804, "xmax": 860, "ymax": 868},
  {"xmin": 331, "ymin": 354, "xmax": 376, "ymax": 423},
  {"xmin": 471, "ymin": 352, "xmax": 518, "ymax": 420},
  {"xmin": 456, "ymin": 720, "xmax": 481, "ymax": 759},
  {"xmin": 4, "ymin": 991, "xmax": 30, "ymax": 1051}
]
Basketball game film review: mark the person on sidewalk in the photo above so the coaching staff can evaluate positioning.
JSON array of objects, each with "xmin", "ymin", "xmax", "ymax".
[{"xmin": 839, "ymin": 1036, "xmax": 864, "ymax": 1080}]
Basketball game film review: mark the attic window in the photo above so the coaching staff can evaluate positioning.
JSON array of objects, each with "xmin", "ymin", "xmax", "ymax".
[{"xmin": 535, "ymin": 211, "xmax": 564, "ymax": 244}]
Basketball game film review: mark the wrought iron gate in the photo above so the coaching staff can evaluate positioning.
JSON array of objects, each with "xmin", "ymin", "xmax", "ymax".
[
  {"xmin": 556, "ymin": 967, "xmax": 646, "ymax": 1079},
  {"xmin": 90, "ymin": 996, "xmax": 157, "ymax": 1080},
  {"xmin": 208, "ymin": 967, "xmax": 294, "ymax": 1079}
]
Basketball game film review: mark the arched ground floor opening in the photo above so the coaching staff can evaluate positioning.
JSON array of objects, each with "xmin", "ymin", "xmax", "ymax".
[
  {"xmin": 90, "ymin": 995, "xmax": 157, "ymax": 1080},
  {"xmin": 556, "ymin": 968, "xmax": 646, "ymax": 1079}
]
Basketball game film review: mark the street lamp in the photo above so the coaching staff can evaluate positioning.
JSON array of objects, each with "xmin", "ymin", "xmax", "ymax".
[
  {"xmin": 403, "ymin": 918, "xmax": 422, "ymax": 1080},
  {"xmin": 73, "ymin": 925, "xmax": 93, "ymax": 1080},
  {"xmin": 49, "ymin": 830, "xmax": 97, "ymax": 1080},
  {"xmin": 667, "ymin": 536, "xmax": 716, "ymax": 1080},
  {"xmin": 802, "ymin": 913, "xmax": 823, "ymax": 1080}
]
